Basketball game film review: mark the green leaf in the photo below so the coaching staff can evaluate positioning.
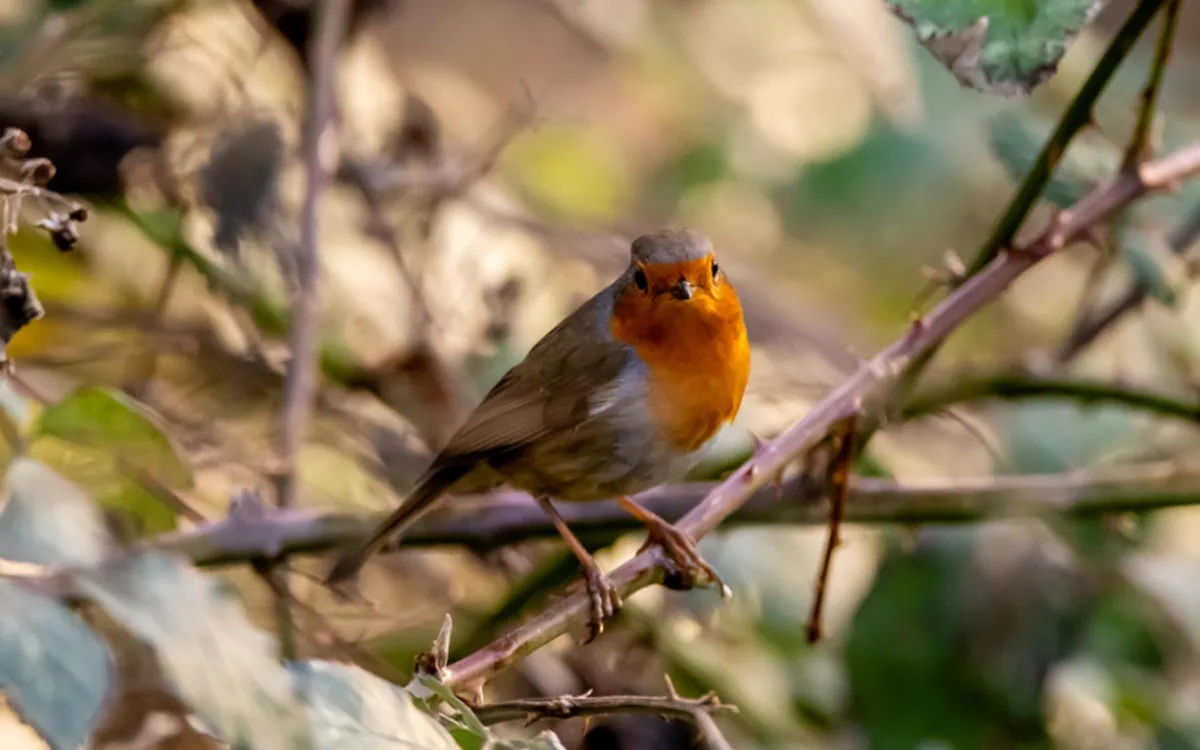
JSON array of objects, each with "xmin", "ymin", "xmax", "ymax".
[
  {"xmin": 289, "ymin": 661, "xmax": 458, "ymax": 749},
  {"xmin": 26, "ymin": 438, "xmax": 178, "ymax": 536},
  {"xmin": 0, "ymin": 580, "xmax": 112, "ymax": 750},
  {"xmin": 36, "ymin": 386, "xmax": 191, "ymax": 487},
  {"xmin": 889, "ymin": 0, "xmax": 1107, "ymax": 95},
  {"xmin": 986, "ymin": 112, "xmax": 1119, "ymax": 208},
  {"xmin": 0, "ymin": 457, "xmax": 114, "ymax": 567},
  {"xmin": 494, "ymin": 733, "xmax": 569, "ymax": 750},
  {"xmin": 77, "ymin": 552, "xmax": 311, "ymax": 750},
  {"xmin": 416, "ymin": 674, "xmax": 488, "ymax": 750},
  {"xmin": 96, "ymin": 475, "xmax": 177, "ymax": 536},
  {"xmin": 417, "ymin": 675, "xmax": 487, "ymax": 737},
  {"xmin": 1121, "ymin": 232, "xmax": 1181, "ymax": 308}
]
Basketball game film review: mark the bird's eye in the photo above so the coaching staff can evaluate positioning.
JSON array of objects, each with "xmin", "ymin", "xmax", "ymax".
[
  {"xmin": 711, "ymin": 260, "xmax": 720, "ymax": 279},
  {"xmin": 633, "ymin": 268, "xmax": 648, "ymax": 291}
]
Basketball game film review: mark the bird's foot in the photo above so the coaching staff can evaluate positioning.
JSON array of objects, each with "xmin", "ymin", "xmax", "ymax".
[
  {"xmin": 579, "ymin": 560, "xmax": 622, "ymax": 643},
  {"xmin": 639, "ymin": 518, "xmax": 731, "ymax": 598}
]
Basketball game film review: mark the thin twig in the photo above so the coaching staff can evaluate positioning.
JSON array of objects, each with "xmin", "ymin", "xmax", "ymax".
[
  {"xmin": 1122, "ymin": 0, "xmax": 1180, "ymax": 171},
  {"xmin": 439, "ymin": 142, "xmax": 1200, "ymax": 691},
  {"xmin": 1056, "ymin": 200, "xmax": 1200, "ymax": 361},
  {"xmin": 805, "ymin": 417, "xmax": 856, "ymax": 644},
  {"xmin": 903, "ymin": 371, "xmax": 1200, "ymax": 423},
  {"xmin": 124, "ymin": 249, "xmax": 182, "ymax": 399},
  {"xmin": 664, "ymin": 674, "xmax": 735, "ymax": 750},
  {"xmin": 1055, "ymin": 0, "xmax": 1182, "ymax": 362},
  {"xmin": 471, "ymin": 691, "xmax": 732, "ymax": 726},
  {"xmin": 270, "ymin": 0, "xmax": 351, "ymax": 661},
  {"xmin": 151, "ymin": 461, "xmax": 1200, "ymax": 566},
  {"xmin": 693, "ymin": 707, "xmax": 736, "ymax": 750}
]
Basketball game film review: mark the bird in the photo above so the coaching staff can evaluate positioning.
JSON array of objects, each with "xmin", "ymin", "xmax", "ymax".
[{"xmin": 326, "ymin": 228, "xmax": 750, "ymax": 638}]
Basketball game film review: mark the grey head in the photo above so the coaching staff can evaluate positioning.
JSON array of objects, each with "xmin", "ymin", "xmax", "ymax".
[{"xmin": 629, "ymin": 229, "xmax": 713, "ymax": 266}]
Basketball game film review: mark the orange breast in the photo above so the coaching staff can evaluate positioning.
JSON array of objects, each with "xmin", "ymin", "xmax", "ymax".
[{"xmin": 610, "ymin": 279, "xmax": 750, "ymax": 452}]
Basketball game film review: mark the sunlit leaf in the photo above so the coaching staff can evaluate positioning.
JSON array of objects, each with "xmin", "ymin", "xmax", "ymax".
[
  {"xmin": 27, "ymin": 438, "xmax": 177, "ymax": 536},
  {"xmin": 97, "ymin": 473, "xmax": 177, "ymax": 536},
  {"xmin": 0, "ymin": 457, "xmax": 113, "ymax": 566},
  {"xmin": 0, "ymin": 580, "xmax": 112, "ymax": 750},
  {"xmin": 35, "ymin": 386, "xmax": 191, "ymax": 487},
  {"xmin": 290, "ymin": 661, "xmax": 458, "ymax": 750},
  {"xmin": 77, "ymin": 552, "xmax": 311, "ymax": 750},
  {"xmin": 889, "ymin": 0, "xmax": 1108, "ymax": 95}
]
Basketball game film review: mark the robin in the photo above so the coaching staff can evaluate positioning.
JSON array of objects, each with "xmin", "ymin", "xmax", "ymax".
[{"xmin": 326, "ymin": 228, "xmax": 750, "ymax": 636}]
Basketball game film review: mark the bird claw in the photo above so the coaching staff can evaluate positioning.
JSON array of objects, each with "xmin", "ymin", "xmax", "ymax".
[
  {"xmin": 580, "ymin": 563, "xmax": 622, "ymax": 643},
  {"xmin": 640, "ymin": 521, "xmax": 730, "ymax": 599}
]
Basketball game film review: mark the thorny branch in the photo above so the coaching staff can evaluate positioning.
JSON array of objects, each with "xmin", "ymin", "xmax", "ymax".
[
  {"xmin": 1056, "ymin": 0, "xmax": 1185, "ymax": 363},
  {"xmin": 1056, "ymin": 199, "xmax": 1200, "ymax": 361},
  {"xmin": 903, "ymin": 371, "xmax": 1200, "ymax": 424},
  {"xmin": 156, "ymin": 461, "xmax": 1200, "ymax": 567},
  {"xmin": 270, "ymin": 0, "xmax": 351, "ymax": 661},
  {"xmin": 470, "ymin": 691, "xmax": 733, "ymax": 727},
  {"xmin": 1121, "ymin": 0, "xmax": 1180, "ymax": 172},
  {"xmin": 436, "ymin": 142, "xmax": 1200, "ymax": 691}
]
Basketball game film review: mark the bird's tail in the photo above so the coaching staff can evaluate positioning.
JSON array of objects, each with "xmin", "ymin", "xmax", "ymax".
[{"xmin": 325, "ymin": 465, "xmax": 467, "ymax": 586}]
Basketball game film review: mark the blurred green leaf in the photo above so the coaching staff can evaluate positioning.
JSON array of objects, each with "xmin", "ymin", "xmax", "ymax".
[
  {"xmin": 888, "ymin": 0, "xmax": 1107, "ymax": 95},
  {"xmin": 0, "ymin": 580, "xmax": 112, "ymax": 750},
  {"xmin": 987, "ymin": 111, "xmax": 1119, "ymax": 208},
  {"xmin": 0, "ymin": 457, "xmax": 113, "ymax": 566},
  {"xmin": 96, "ymin": 475, "xmax": 177, "ymax": 536},
  {"xmin": 652, "ymin": 139, "xmax": 731, "ymax": 206},
  {"xmin": 289, "ymin": 661, "xmax": 458, "ymax": 750},
  {"xmin": 1005, "ymin": 402, "xmax": 1139, "ymax": 556},
  {"xmin": 507, "ymin": 126, "xmax": 631, "ymax": 221},
  {"xmin": 847, "ymin": 530, "xmax": 1085, "ymax": 750},
  {"xmin": 36, "ymin": 385, "xmax": 191, "ymax": 487},
  {"xmin": 1121, "ymin": 231, "xmax": 1180, "ymax": 308},
  {"xmin": 1081, "ymin": 591, "xmax": 1168, "ymax": 672},
  {"xmin": 77, "ymin": 552, "xmax": 311, "ymax": 750},
  {"xmin": 847, "ymin": 538, "xmax": 994, "ymax": 750},
  {"xmin": 1005, "ymin": 401, "xmax": 1132, "ymax": 474},
  {"xmin": 25, "ymin": 437, "xmax": 178, "ymax": 538}
]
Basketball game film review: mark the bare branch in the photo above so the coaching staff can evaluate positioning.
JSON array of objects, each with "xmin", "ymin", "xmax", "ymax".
[
  {"xmin": 270, "ymin": 0, "xmax": 351, "ymax": 661},
  {"xmin": 154, "ymin": 461, "xmax": 1200, "ymax": 567}
]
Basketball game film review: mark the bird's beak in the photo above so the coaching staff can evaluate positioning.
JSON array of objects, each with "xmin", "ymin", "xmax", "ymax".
[{"xmin": 670, "ymin": 279, "xmax": 695, "ymax": 300}]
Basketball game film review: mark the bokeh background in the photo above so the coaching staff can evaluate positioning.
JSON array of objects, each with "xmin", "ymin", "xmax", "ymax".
[{"xmin": 4, "ymin": 0, "xmax": 1200, "ymax": 748}]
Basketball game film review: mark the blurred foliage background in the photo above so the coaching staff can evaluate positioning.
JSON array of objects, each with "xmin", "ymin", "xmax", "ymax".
[{"xmin": 2, "ymin": 0, "xmax": 1200, "ymax": 748}]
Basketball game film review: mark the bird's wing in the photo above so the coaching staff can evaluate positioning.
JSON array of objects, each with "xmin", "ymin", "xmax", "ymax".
[{"xmin": 434, "ymin": 294, "xmax": 633, "ymax": 465}]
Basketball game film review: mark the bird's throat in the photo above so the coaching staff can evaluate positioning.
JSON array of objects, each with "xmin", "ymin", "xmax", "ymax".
[{"xmin": 610, "ymin": 289, "xmax": 750, "ymax": 452}]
